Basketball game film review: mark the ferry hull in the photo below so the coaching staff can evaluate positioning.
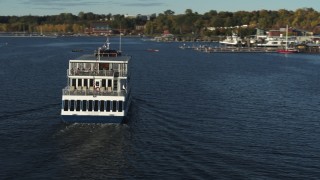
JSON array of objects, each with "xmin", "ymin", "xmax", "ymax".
[{"xmin": 61, "ymin": 115, "xmax": 124, "ymax": 123}]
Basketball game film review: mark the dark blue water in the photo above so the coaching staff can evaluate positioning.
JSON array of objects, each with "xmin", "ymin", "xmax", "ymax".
[{"xmin": 0, "ymin": 37, "xmax": 319, "ymax": 179}]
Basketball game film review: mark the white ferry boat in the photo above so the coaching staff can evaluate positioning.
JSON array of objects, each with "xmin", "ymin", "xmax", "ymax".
[{"xmin": 61, "ymin": 39, "xmax": 131, "ymax": 123}]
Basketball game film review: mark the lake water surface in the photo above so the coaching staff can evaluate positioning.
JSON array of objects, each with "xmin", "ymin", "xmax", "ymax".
[{"xmin": 0, "ymin": 37, "xmax": 319, "ymax": 179}]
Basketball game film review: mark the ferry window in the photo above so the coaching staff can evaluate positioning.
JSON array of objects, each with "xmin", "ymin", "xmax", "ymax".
[
  {"xmin": 114, "ymin": 80, "xmax": 118, "ymax": 90},
  {"xmin": 100, "ymin": 63, "xmax": 109, "ymax": 70},
  {"xmin": 88, "ymin": 100, "xmax": 93, "ymax": 111},
  {"xmin": 113, "ymin": 63, "xmax": 118, "ymax": 70},
  {"xmin": 112, "ymin": 101, "xmax": 117, "ymax": 112},
  {"xmin": 76, "ymin": 100, "xmax": 81, "ymax": 111},
  {"xmin": 82, "ymin": 100, "xmax": 87, "ymax": 111},
  {"xmin": 120, "ymin": 64, "xmax": 126, "ymax": 76},
  {"xmin": 84, "ymin": 79, "xmax": 88, "ymax": 87},
  {"xmin": 114, "ymin": 72, "xmax": 119, "ymax": 77},
  {"xmin": 70, "ymin": 100, "xmax": 75, "ymax": 111},
  {"xmin": 118, "ymin": 101, "xmax": 123, "ymax": 112},
  {"xmin": 78, "ymin": 79, "xmax": 82, "ymax": 86},
  {"xmin": 102, "ymin": 79, "xmax": 106, "ymax": 87},
  {"xmin": 94, "ymin": 100, "xmax": 99, "ymax": 112},
  {"xmin": 106, "ymin": 100, "xmax": 111, "ymax": 112},
  {"xmin": 71, "ymin": 62, "xmax": 77, "ymax": 70},
  {"xmin": 89, "ymin": 79, "xmax": 94, "ymax": 87},
  {"xmin": 63, "ymin": 100, "xmax": 69, "ymax": 111},
  {"xmin": 124, "ymin": 64, "xmax": 127, "ymax": 72},
  {"xmin": 93, "ymin": 64, "xmax": 98, "ymax": 71},
  {"xmin": 85, "ymin": 63, "xmax": 90, "ymax": 70},
  {"xmin": 108, "ymin": 80, "xmax": 112, "ymax": 87},
  {"xmin": 72, "ymin": 79, "xmax": 76, "ymax": 87},
  {"xmin": 100, "ymin": 100, "xmax": 105, "ymax": 111}
]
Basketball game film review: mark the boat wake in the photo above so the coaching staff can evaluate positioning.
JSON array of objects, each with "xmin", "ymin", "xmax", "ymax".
[{"xmin": 0, "ymin": 103, "xmax": 60, "ymax": 120}]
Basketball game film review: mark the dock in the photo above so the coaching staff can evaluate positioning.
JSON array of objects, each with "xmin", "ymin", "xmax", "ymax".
[
  {"xmin": 195, "ymin": 46, "xmax": 277, "ymax": 53},
  {"xmin": 180, "ymin": 44, "xmax": 320, "ymax": 54}
]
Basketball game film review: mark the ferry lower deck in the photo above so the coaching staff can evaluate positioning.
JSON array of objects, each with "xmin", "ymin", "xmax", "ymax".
[{"xmin": 61, "ymin": 90, "xmax": 130, "ymax": 123}]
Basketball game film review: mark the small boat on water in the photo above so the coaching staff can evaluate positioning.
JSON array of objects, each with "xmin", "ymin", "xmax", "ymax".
[
  {"xmin": 277, "ymin": 48, "xmax": 298, "ymax": 54},
  {"xmin": 219, "ymin": 32, "xmax": 245, "ymax": 46},
  {"xmin": 257, "ymin": 37, "xmax": 296, "ymax": 47},
  {"xmin": 61, "ymin": 38, "xmax": 132, "ymax": 123},
  {"xmin": 277, "ymin": 25, "xmax": 298, "ymax": 54},
  {"xmin": 147, "ymin": 49, "xmax": 159, "ymax": 52}
]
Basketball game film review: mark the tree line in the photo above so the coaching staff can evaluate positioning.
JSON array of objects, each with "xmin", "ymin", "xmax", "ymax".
[{"xmin": 0, "ymin": 8, "xmax": 319, "ymax": 36}]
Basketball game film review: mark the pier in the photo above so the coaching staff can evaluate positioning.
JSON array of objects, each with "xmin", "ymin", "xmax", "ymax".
[
  {"xmin": 179, "ymin": 45, "xmax": 278, "ymax": 53},
  {"xmin": 196, "ymin": 47, "xmax": 278, "ymax": 53},
  {"xmin": 180, "ymin": 44, "xmax": 320, "ymax": 54}
]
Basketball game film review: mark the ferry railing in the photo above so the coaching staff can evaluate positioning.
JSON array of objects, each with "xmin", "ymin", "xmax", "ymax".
[
  {"xmin": 68, "ymin": 69, "xmax": 127, "ymax": 77},
  {"xmin": 62, "ymin": 87, "xmax": 126, "ymax": 96}
]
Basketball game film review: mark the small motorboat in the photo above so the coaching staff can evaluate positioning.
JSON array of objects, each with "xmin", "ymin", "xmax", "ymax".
[{"xmin": 147, "ymin": 49, "xmax": 159, "ymax": 52}]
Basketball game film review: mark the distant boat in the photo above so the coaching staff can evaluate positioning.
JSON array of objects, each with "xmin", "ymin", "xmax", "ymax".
[
  {"xmin": 147, "ymin": 49, "xmax": 159, "ymax": 52},
  {"xmin": 219, "ymin": 32, "xmax": 245, "ymax": 46},
  {"xmin": 277, "ymin": 25, "xmax": 298, "ymax": 54},
  {"xmin": 277, "ymin": 48, "xmax": 298, "ymax": 54},
  {"xmin": 256, "ymin": 38, "xmax": 296, "ymax": 47}
]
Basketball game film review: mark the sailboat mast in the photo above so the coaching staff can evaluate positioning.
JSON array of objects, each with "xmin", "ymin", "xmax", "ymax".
[{"xmin": 285, "ymin": 25, "xmax": 288, "ymax": 50}]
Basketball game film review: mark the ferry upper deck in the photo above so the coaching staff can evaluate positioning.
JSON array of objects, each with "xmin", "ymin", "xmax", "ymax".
[{"xmin": 62, "ymin": 54, "xmax": 131, "ymax": 97}]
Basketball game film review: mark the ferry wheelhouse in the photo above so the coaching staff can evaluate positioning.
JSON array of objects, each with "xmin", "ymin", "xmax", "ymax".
[{"xmin": 61, "ymin": 40, "xmax": 131, "ymax": 123}]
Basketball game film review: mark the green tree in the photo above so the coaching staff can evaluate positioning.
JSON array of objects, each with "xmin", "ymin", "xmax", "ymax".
[{"xmin": 164, "ymin": 9, "xmax": 175, "ymax": 16}]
